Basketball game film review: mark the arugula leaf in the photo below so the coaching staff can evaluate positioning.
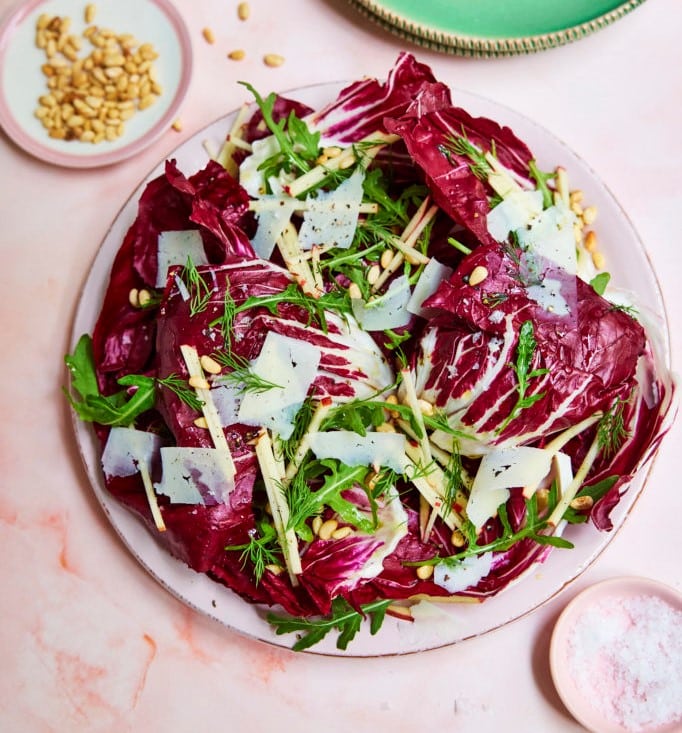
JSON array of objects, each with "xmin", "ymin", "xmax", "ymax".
[
  {"xmin": 498, "ymin": 320, "xmax": 549, "ymax": 433},
  {"xmin": 286, "ymin": 459, "xmax": 372, "ymax": 536},
  {"xmin": 267, "ymin": 597, "xmax": 393, "ymax": 651},
  {"xmin": 563, "ymin": 475, "xmax": 619, "ymax": 524},
  {"xmin": 589, "ymin": 271, "xmax": 611, "ymax": 296},
  {"xmin": 528, "ymin": 160, "xmax": 554, "ymax": 208},
  {"xmin": 64, "ymin": 334, "xmax": 156, "ymax": 426},
  {"xmin": 239, "ymin": 82, "xmax": 320, "ymax": 179}
]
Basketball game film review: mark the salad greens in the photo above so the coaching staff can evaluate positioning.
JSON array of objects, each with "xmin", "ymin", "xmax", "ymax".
[{"xmin": 64, "ymin": 53, "xmax": 674, "ymax": 652}]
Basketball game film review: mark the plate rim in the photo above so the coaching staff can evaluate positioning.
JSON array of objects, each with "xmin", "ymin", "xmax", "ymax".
[
  {"xmin": 67, "ymin": 79, "xmax": 673, "ymax": 656},
  {"xmin": 0, "ymin": 0, "xmax": 193, "ymax": 168},
  {"xmin": 348, "ymin": 0, "xmax": 647, "ymax": 57}
]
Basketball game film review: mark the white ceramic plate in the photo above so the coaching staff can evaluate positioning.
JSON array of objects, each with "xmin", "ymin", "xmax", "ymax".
[
  {"xmin": 550, "ymin": 577, "xmax": 682, "ymax": 732},
  {"xmin": 70, "ymin": 81, "xmax": 671, "ymax": 656},
  {"xmin": 0, "ymin": 0, "xmax": 192, "ymax": 167}
]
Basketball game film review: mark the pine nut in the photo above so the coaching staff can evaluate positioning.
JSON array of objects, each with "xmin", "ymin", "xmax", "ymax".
[
  {"xmin": 171, "ymin": 118, "xmax": 183, "ymax": 132},
  {"xmin": 194, "ymin": 416, "xmax": 208, "ymax": 429},
  {"xmin": 339, "ymin": 155, "xmax": 356, "ymax": 170},
  {"xmin": 200, "ymin": 354, "xmax": 222, "ymax": 374},
  {"xmin": 468, "ymin": 265, "xmax": 488, "ymax": 287},
  {"xmin": 592, "ymin": 250, "xmax": 606, "ymax": 270},
  {"xmin": 535, "ymin": 488, "xmax": 550, "ymax": 514},
  {"xmin": 318, "ymin": 519, "xmax": 338, "ymax": 541},
  {"xmin": 569, "ymin": 189, "xmax": 584, "ymax": 205},
  {"xmin": 263, "ymin": 53, "xmax": 285, "ymax": 68},
  {"xmin": 311, "ymin": 516, "xmax": 323, "ymax": 536},
  {"xmin": 331, "ymin": 526, "xmax": 353, "ymax": 540},
  {"xmin": 367, "ymin": 264, "xmax": 381, "ymax": 285},
  {"xmin": 582, "ymin": 206, "xmax": 598, "ymax": 226},
  {"xmin": 237, "ymin": 2, "xmax": 250, "ymax": 20},
  {"xmin": 84, "ymin": 4, "xmax": 96, "ymax": 23},
  {"xmin": 128, "ymin": 288, "xmax": 140, "ymax": 307},
  {"xmin": 323, "ymin": 146, "xmax": 342, "ymax": 158},
  {"xmin": 451, "ymin": 529, "xmax": 466, "ymax": 548},
  {"xmin": 584, "ymin": 230, "xmax": 598, "ymax": 252},
  {"xmin": 348, "ymin": 283, "xmax": 362, "ymax": 300},
  {"xmin": 138, "ymin": 289, "xmax": 151, "ymax": 306},
  {"xmin": 202, "ymin": 27, "xmax": 215, "ymax": 44},
  {"xmin": 189, "ymin": 376, "xmax": 210, "ymax": 390},
  {"xmin": 380, "ymin": 249, "xmax": 394, "ymax": 269},
  {"xmin": 265, "ymin": 564, "xmax": 284, "ymax": 576},
  {"xmin": 228, "ymin": 49, "xmax": 246, "ymax": 61},
  {"xmin": 417, "ymin": 398, "xmax": 434, "ymax": 416},
  {"xmin": 416, "ymin": 564, "xmax": 434, "ymax": 580},
  {"xmin": 375, "ymin": 422, "xmax": 396, "ymax": 433},
  {"xmin": 570, "ymin": 495, "xmax": 594, "ymax": 511}
]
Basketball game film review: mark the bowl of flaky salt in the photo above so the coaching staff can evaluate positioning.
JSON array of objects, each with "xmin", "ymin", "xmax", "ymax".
[{"xmin": 550, "ymin": 577, "xmax": 682, "ymax": 733}]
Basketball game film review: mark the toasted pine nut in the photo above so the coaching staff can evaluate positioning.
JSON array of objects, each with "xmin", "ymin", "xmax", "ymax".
[
  {"xmin": 417, "ymin": 399, "xmax": 434, "ymax": 417},
  {"xmin": 128, "ymin": 288, "xmax": 140, "ymax": 307},
  {"xmin": 416, "ymin": 564, "xmax": 434, "ymax": 580},
  {"xmin": 323, "ymin": 146, "xmax": 342, "ymax": 158},
  {"xmin": 228, "ymin": 49, "xmax": 246, "ymax": 61},
  {"xmin": 318, "ymin": 519, "xmax": 338, "ymax": 541},
  {"xmin": 584, "ymin": 230, "xmax": 598, "ymax": 252},
  {"xmin": 189, "ymin": 376, "xmax": 210, "ymax": 390},
  {"xmin": 171, "ymin": 118, "xmax": 183, "ymax": 132},
  {"xmin": 263, "ymin": 53, "xmax": 285, "ymax": 68},
  {"xmin": 202, "ymin": 27, "xmax": 215, "ymax": 44},
  {"xmin": 138, "ymin": 289, "xmax": 151, "ymax": 306},
  {"xmin": 194, "ymin": 416, "xmax": 209, "ymax": 429},
  {"xmin": 265, "ymin": 564, "xmax": 284, "ymax": 576},
  {"xmin": 570, "ymin": 495, "xmax": 594, "ymax": 511},
  {"xmin": 85, "ymin": 4, "xmax": 96, "ymax": 23},
  {"xmin": 375, "ymin": 422, "xmax": 397, "ymax": 433},
  {"xmin": 237, "ymin": 2, "xmax": 250, "ymax": 20}
]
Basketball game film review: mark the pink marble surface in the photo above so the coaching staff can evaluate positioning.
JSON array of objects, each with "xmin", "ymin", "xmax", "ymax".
[{"xmin": 1, "ymin": 0, "xmax": 680, "ymax": 731}]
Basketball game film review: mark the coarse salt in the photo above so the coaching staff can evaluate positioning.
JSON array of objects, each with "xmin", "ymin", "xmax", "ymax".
[{"xmin": 566, "ymin": 594, "xmax": 682, "ymax": 731}]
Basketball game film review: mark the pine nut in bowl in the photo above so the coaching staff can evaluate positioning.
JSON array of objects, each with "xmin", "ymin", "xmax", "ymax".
[
  {"xmin": 549, "ymin": 577, "xmax": 682, "ymax": 733},
  {"xmin": 0, "ymin": 0, "xmax": 192, "ymax": 167}
]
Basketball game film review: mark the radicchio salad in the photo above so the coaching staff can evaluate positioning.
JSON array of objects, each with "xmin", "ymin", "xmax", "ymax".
[{"xmin": 65, "ymin": 54, "xmax": 675, "ymax": 652}]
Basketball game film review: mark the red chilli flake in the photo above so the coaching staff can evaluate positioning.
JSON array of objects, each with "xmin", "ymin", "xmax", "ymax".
[{"xmin": 565, "ymin": 594, "xmax": 682, "ymax": 731}]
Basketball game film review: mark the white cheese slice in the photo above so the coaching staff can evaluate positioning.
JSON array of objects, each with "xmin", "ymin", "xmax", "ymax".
[
  {"xmin": 250, "ymin": 200, "xmax": 298, "ymax": 260},
  {"xmin": 211, "ymin": 380, "xmax": 242, "ymax": 427},
  {"xmin": 298, "ymin": 168, "xmax": 365, "ymax": 250},
  {"xmin": 517, "ymin": 202, "xmax": 577, "ymax": 275},
  {"xmin": 526, "ymin": 277, "xmax": 571, "ymax": 316},
  {"xmin": 156, "ymin": 230, "xmax": 208, "ymax": 288},
  {"xmin": 351, "ymin": 274, "xmax": 412, "ymax": 331},
  {"xmin": 101, "ymin": 427, "xmax": 161, "ymax": 478},
  {"xmin": 466, "ymin": 446, "xmax": 555, "ymax": 531},
  {"xmin": 238, "ymin": 135, "xmax": 282, "ymax": 197},
  {"xmin": 308, "ymin": 430, "xmax": 408, "ymax": 474},
  {"xmin": 153, "ymin": 446, "xmax": 235, "ymax": 505},
  {"xmin": 407, "ymin": 258, "xmax": 453, "ymax": 317},
  {"xmin": 486, "ymin": 190, "xmax": 544, "ymax": 242},
  {"xmin": 433, "ymin": 552, "xmax": 495, "ymax": 593},
  {"xmin": 237, "ymin": 332, "xmax": 321, "ymax": 440}
]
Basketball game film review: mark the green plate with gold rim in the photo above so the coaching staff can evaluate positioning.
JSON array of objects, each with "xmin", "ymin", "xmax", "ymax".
[{"xmin": 349, "ymin": 0, "xmax": 647, "ymax": 56}]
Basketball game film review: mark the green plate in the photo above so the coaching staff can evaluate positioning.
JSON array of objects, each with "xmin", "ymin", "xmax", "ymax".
[{"xmin": 349, "ymin": 0, "xmax": 647, "ymax": 56}]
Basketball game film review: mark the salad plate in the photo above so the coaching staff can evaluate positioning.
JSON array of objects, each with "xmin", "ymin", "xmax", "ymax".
[
  {"xmin": 349, "ymin": 0, "xmax": 646, "ymax": 56},
  {"xmin": 0, "ymin": 0, "xmax": 192, "ymax": 167},
  {"xmin": 67, "ymin": 56, "xmax": 674, "ymax": 656}
]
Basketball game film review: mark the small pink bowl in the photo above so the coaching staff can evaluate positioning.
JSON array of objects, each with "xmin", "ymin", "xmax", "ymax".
[
  {"xmin": 550, "ymin": 576, "xmax": 682, "ymax": 733},
  {"xmin": 0, "ymin": 0, "xmax": 192, "ymax": 168}
]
